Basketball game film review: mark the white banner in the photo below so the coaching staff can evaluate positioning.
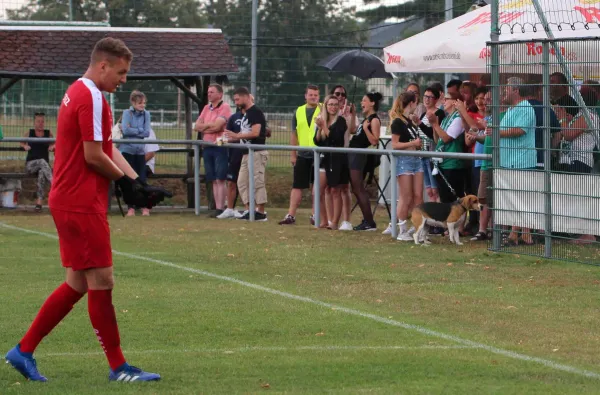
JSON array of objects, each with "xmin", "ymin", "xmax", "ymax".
[
  {"xmin": 383, "ymin": 0, "xmax": 600, "ymax": 75},
  {"xmin": 494, "ymin": 169, "xmax": 600, "ymax": 236}
]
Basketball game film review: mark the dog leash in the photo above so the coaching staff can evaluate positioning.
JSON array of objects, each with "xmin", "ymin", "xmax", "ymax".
[{"xmin": 432, "ymin": 160, "xmax": 457, "ymax": 199}]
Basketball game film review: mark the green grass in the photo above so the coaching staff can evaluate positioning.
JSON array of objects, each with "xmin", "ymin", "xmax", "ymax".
[{"xmin": 1, "ymin": 210, "xmax": 600, "ymax": 394}]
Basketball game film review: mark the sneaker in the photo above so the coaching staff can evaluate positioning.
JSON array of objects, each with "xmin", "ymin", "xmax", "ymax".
[
  {"xmin": 255, "ymin": 211, "xmax": 268, "ymax": 222},
  {"xmin": 141, "ymin": 208, "xmax": 150, "ymax": 216},
  {"xmin": 382, "ymin": 222, "xmax": 395, "ymax": 235},
  {"xmin": 407, "ymin": 226, "xmax": 416, "ymax": 235},
  {"xmin": 238, "ymin": 211, "xmax": 267, "ymax": 221},
  {"xmin": 338, "ymin": 221, "xmax": 353, "ymax": 231},
  {"xmin": 310, "ymin": 215, "xmax": 315, "ymax": 226},
  {"xmin": 396, "ymin": 232, "xmax": 414, "ymax": 241},
  {"xmin": 126, "ymin": 208, "xmax": 135, "ymax": 217},
  {"xmin": 278, "ymin": 214, "xmax": 296, "ymax": 225},
  {"xmin": 353, "ymin": 220, "xmax": 377, "ymax": 231},
  {"xmin": 5, "ymin": 345, "xmax": 47, "ymax": 382},
  {"xmin": 217, "ymin": 208, "xmax": 237, "ymax": 219},
  {"xmin": 109, "ymin": 363, "xmax": 160, "ymax": 382},
  {"xmin": 210, "ymin": 209, "xmax": 224, "ymax": 218},
  {"xmin": 233, "ymin": 210, "xmax": 244, "ymax": 219}
]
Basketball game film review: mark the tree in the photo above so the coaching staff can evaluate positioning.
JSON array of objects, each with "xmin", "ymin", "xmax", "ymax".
[
  {"xmin": 356, "ymin": 0, "xmax": 473, "ymax": 30},
  {"xmin": 204, "ymin": 0, "xmax": 371, "ymax": 110},
  {"xmin": 7, "ymin": 0, "xmax": 208, "ymax": 115},
  {"xmin": 8, "ymin": 0, "xmax": 206, "ymax": 28}
]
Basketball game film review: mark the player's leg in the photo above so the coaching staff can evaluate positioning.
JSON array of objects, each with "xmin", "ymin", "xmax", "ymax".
[
  {"xmin": 5, "ymin": 209, "xmax": 90, "ymax": 382},
  {"xmin": 19, "ymin": 268, "xmax": 88, "ymax": 353},
  {"xmin": 83, "ymin": 214, "xmax": 160, "ymax": 381}
]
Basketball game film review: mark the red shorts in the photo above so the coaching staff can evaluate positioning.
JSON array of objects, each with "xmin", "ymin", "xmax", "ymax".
[{"xmin": 51, "ymin": 209, "xmax": 113, "ymax": 271}]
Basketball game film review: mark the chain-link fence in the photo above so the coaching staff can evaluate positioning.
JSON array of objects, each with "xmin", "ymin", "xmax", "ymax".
[
  {"xmin": 487, "ymin": 3, "xmax": 600, "ymax": 264},
  {"xmin": 1, "ymin": 0, "xmax": 477, "ymax": 168}
]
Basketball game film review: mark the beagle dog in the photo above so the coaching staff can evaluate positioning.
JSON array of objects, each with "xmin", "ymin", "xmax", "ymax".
[{"xmin": 411, "ymin": 195, "xmax": 481, "ymax": 246}]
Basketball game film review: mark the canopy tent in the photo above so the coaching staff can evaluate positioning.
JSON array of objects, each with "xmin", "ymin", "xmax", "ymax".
[{"xmin": 383, "ymin": 0, "xmax": 600, "ymax": 76}]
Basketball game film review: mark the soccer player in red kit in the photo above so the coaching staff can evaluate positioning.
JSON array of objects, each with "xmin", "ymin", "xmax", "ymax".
[{"xmin": 5, "ymin": 37, "xmax": 160, "ymax": 382}]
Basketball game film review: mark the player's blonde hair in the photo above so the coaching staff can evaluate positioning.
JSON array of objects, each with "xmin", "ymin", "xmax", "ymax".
[{"xmin": 91, "ymin": 37, "xmax": 133, "ymax": 64}]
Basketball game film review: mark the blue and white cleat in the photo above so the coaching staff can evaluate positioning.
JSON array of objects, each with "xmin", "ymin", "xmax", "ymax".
[
  {"xmin": 109, "ymin": 363, "xmax": 161, "ymax": 382},
  {"xmin": 5, "ymin": 345, "xmax": 48, "ymax": 382}
]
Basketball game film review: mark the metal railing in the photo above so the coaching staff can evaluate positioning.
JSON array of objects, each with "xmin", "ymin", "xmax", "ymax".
[{"xmin": 0, "ymin": 137, "xmax": 490, "ymax": 240}]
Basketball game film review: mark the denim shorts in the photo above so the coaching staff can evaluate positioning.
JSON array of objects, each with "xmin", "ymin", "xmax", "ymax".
[
  {"xmin": 203, "ymin": 146, "xmax": 229, "ymax": 181},
  {"xmin": 421, "ymin": 158, "xmax": 438, "ymax": 189},
  {"xmin": 396, "ymin": 155, "xmax": 423, "ymax": 176}
]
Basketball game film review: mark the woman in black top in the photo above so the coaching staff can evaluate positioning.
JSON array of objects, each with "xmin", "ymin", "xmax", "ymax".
[
  {"xmin": 410, "ymin": 87, "xmax": 445, "ymax": 204},
  {"xmin": 348, "ymin": 92, "xmax": 382, "ymax": 231},
  {"xmin": 20, "ymin": 113, "xmax": 55, "ymax": 212},
  {"xmin": 314, "ymin": 95, "xmax": 349, "ymax": 230}
]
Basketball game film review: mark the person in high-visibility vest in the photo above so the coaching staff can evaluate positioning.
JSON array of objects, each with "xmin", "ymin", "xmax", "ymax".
[{"xmin": 278, "ymin": 85, "xmax": 326, "ymax": 226}]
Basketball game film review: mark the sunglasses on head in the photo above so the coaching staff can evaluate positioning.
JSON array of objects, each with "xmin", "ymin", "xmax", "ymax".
[{"xmin": 333, "ymin": 91, "xmax": 346, "ymax": 98}]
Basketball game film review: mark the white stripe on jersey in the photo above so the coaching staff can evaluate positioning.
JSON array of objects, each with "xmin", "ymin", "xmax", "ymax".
[{"xmin": 80, "ymin": 78, "xmax": 104, "ymax": 142}]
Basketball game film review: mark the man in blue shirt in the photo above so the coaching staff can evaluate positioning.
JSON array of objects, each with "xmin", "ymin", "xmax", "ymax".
[
  {"xmin": 499, "ymin": 77, "xmax": 537, "ymax": 246},
  {"xmin": 499, "ymin": 77, "xmax": 537, "ymax": 169}
]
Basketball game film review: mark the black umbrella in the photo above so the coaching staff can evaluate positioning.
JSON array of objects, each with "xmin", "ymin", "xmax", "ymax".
[
  {"xmin": 318, "ymin": 49, "xmax": 394, "ymax": 102},
  {"xmin": 318, "ymin": 49, "xmax": 394, "ymax": 80}
]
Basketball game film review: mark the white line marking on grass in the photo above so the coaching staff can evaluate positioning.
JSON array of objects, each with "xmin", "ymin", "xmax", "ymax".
[
  {"xmin": 42, "ymin": 345, "xmax": 475, "ymax": 357},
  {"xmin": 3, "ymin": 221, "xmax": 600, "ymax": 380}
]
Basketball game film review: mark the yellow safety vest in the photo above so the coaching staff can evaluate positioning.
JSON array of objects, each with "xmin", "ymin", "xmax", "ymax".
[{"xmin": 295, "ymin": 104, "xmax": 320, "ymax": 147}]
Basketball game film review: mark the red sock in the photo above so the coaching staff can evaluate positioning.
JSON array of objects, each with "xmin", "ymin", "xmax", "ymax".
[
  {"xmin": 87, "ymin": 289, "xmax": 126, "ymax": 371},
  {"xmin": 20, "ymin": 282, "xmax": 84, "ymax": 353}
]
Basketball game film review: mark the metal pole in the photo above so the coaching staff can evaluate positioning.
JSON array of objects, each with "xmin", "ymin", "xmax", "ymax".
[
  {"xmin": 250, "ymin": 0, "xmax": 258, "ymax": 97},
  {"xmin": 194, "ymin": 144, "xmax": 200, "ymax": 216},
  {"xmin": 530, "ymin": 0, "xmax": 594, "ymax": 128},
  {"xmin": 313, "ymin": 150, "xmax": 321, "ymax": 228},
  {"xmin": 490, "ymin": 0, "xmax": 501, "ymax": 251},
  {"xmin": 248, "ymin": 148, "xmax": 256, "ymax": 221},
  {"xmin": 390, "ymin": 154, "xmax": 398, "ymax": 239},
  {"xmin": 444, "ymin": 0, "xmax": 453, "ymax": 89},
  {"xmin": 542, "ymin": 42, "xmax": 552, "ymax": 258},
  {"xmin": 69, "ymin": 0, "xmax": 73, "ymax": 21}
]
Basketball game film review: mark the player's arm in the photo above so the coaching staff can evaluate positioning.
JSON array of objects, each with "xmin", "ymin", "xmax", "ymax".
[
  {"xmin": 80, "ymin": 93, "xmax": 137, "ymax": 181},
  {"xmin": 83, "ymin": 142, "xmax": 137, "ymax": 180}
]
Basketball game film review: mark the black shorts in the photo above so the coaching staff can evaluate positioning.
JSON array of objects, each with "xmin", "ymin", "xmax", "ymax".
[
  {"xmin": 293, "ymin": 156, "xmax": 314, "ymax": 189},
  {"xmin": 348, "ymin": 153, "xmax": 367, "ymax": 171},
  {"xmin": 226, "ymin": 148, "xmax": 245, "ymax": 182},
  {"xmin": 326, "ymin": 154, "xmax": 349, "ymax": 187}
]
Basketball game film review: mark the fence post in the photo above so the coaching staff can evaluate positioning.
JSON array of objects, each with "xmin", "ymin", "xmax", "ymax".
[
  {"xmin": 248, "ymin": 148, "xmax": 256, "ymax": 221},
  {"xmin": 194, "ymin": 144, "xmax": 201, "ymax": 216},
  {"xmin": 160, "ymin": 109, "xmax": 164, "ymax": 128},
  {"xmin": 390, "ymin": 153, "xmax": 398, "ymax": 239},
  {"xmin": 250, "ymin": 0, "xmax": 258, "ymax": 97},
  {"xmin": 490, "ymin": 1, "xmax": 501, "ymax": 251},
  {"xmin": 313, "ymin": 150, "xmax": 321, "ymax": 228},
  {"xmin": 542, "ymin": 42, "xmax": 553, "ymax": 258}
]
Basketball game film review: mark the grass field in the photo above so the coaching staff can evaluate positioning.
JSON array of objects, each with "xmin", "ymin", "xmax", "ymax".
[{"xmin": 1, "ymin": 209, "xmax": 600, "ymax": 394}]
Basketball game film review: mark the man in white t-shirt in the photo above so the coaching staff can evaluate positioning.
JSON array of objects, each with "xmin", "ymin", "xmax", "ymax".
[{"xmin": 142, "ymin": 128, "xmax": 161, "ymax": 216}]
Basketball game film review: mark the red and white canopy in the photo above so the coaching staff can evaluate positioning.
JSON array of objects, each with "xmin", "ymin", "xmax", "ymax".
[{"xmin": 383, "ymin": 0, "xmax": 600, "ymax": 76}]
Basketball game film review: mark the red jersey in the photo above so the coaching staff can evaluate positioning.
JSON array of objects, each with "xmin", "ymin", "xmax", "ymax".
[{"xmin": 49, "ymin": 78, "xmax": 114, "ymax": 213}]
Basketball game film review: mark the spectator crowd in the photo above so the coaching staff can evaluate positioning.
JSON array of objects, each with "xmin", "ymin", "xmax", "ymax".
[{"xmin": 8, "ymin": 73, "xmax": 599, "ymax": 245}]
